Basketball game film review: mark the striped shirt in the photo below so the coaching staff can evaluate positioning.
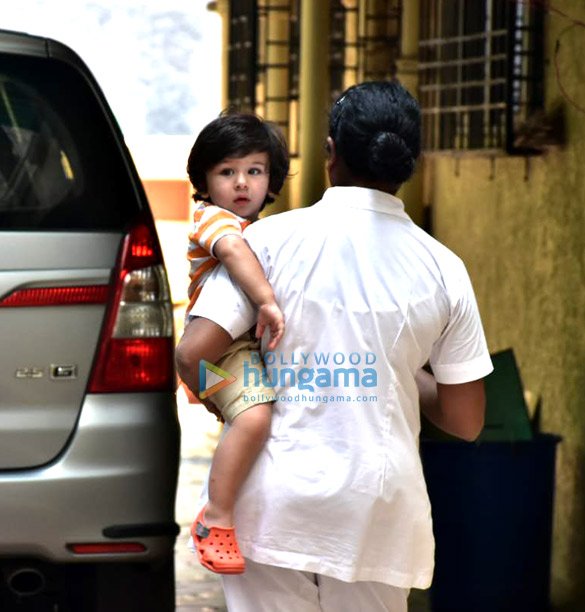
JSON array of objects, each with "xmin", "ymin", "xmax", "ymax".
[{"xmin": 186, "ymin": 202, "xmax": 252, "ymax": 311}]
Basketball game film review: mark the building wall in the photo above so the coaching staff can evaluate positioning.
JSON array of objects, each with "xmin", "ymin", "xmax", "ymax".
[
  {"xmin": 428, "ymin": 2, "xmax": 585, "ymax": 606},
  {"xmin": 218, "ymin": 0, "xmax": 585, "ymax": 604}
]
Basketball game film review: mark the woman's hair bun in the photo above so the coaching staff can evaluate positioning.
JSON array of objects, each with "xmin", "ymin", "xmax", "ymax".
[{"xmin": 368, "ymin": 131, "xmax": 415, "ymax": 185}]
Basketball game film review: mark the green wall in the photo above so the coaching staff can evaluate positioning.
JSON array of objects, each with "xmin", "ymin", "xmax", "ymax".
[{"xmin": 429, "ymin": 4, "xmax": 585, "ymax": 607}]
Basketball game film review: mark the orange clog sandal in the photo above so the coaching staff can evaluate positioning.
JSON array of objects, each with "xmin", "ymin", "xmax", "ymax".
[{"xmin": 191, "ymin": 505, "xmax": 245, "ymax": 574}]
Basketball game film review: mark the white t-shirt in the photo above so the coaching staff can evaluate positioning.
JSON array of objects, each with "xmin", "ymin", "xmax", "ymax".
[{"xmin": 191, "ymin": 186, "xmax": 493, "ymax": 589}]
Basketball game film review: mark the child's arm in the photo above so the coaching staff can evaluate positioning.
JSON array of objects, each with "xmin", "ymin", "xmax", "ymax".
[{"xmin": 213, "ymin": 234, "xmax": 284, "ymax": 349}]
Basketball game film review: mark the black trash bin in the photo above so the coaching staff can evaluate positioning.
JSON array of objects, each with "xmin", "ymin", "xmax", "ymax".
[
  {"xmin": 421, "ymin": 434, "xmax": 561, "ymax": 612},
  {"xmin": 420, "ymin": 349, "xmax": 561, "ymax": 611}
]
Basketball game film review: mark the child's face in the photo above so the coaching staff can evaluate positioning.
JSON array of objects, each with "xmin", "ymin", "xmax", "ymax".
[{"xmin": 205, "ymin": 151, "xmax": 270, "ymax": 220}]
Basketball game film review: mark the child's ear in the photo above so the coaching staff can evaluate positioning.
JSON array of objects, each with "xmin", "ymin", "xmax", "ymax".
[{"xmin": 194, "ymin": 191, "xmax": 209, "ymax": 202}]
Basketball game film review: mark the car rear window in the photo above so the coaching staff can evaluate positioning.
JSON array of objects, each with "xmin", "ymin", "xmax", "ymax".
[{"xmin": 0, "ymin": 53, "xmax": 140, "ymax": 230}]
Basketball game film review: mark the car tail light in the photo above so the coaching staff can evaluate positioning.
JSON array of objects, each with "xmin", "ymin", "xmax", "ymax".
[
  {"xmin": 88, "ymin": 219, "xmax": 174, "ymax": 393},
  {"xmin": 0, "ymin": 285, "xmax": 109, "ymax": 307}
]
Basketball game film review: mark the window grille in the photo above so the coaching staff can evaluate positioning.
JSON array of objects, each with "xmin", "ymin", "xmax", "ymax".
[
  {"xmin": 254, "ymin": 1, "xmax": 295, "ymax": 152},
  {"xmin": 330, "ymin": 0, "xmax": 401, "ymax": 102},
  {"xmin": 359, "ymin": 0, "xmax": 401, "ymax": 83},
  {"xmin": 227, "ymin": 0, "xmax": 402, "ymax": 156},
  {"xmin": 330, "ymin": 1, "xmax": 348, "ymax": 105},
  {"xmin": 287, "ymin": 0, "xmax": 300, "ymax": 104},
  {"xmin": 418, "ymin": 0, "xmax": 544, "ymax": 153},
  {"xmin": 228, "ymin": 0, "xmax": 258, "ymax": 111},
  {"xmin": 287, "ymin": 0, "xmax": 300, "ymax": 156}
]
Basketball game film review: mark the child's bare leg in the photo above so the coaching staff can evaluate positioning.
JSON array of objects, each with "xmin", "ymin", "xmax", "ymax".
[{"xmin": 204, "ymin": 402, "xmax": 272, "ymax": 527}]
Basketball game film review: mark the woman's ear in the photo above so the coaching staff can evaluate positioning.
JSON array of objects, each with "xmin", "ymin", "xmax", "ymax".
[
  {"xmin": 326, "ymin": 137, "xmax": 338, "ymax": 179},
  {"xmin": 325, "ymin": 136, "xmax": 337, "ymax": 167}
]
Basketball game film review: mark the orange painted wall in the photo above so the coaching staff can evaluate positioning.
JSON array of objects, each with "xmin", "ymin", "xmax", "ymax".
[{"xmin": 142, "ymin": 179, "xmax": 192, "ymax": 221}]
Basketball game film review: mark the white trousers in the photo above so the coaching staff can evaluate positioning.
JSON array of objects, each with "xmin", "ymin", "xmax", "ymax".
[{"xmin": 221, "ymin": 557, "xmax": 409, "ymax": 612}]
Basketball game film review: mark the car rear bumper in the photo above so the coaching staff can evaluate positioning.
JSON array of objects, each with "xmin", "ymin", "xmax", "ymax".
[{"xmin": 0, "ymin": 393, "xmax": 180, "ymax": 563}]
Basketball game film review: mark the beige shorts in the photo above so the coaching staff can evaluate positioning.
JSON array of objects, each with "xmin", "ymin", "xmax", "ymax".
[{"xmin": 211, "ymin": 335, "xmax": 275, "ymax": 423}]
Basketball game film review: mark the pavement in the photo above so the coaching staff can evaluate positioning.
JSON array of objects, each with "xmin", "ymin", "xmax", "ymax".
[
  {"xmin": 172, "ymin": 386, "xmax": 431, "ymax": 611},
  {"xmin": 174, "ymin": 388, "xmax": 227, "ymax": 611}
]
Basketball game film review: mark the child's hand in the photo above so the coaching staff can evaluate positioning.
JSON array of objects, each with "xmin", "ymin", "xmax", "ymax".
[{"xmin": 256, "ymin": 301, "xmax": 285, "ymax": 350}]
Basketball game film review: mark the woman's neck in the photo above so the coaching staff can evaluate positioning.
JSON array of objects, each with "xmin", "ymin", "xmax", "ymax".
[{"xmin": 332, "ymin": 177, "xmax": 399, "ymax": 196}]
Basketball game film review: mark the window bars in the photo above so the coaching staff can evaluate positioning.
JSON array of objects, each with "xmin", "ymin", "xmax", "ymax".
[
  {"xmin": 228, "ymin": 0, "xmax": 258, "ymax": 111},
  {"xmin": 330, "ymin": 0, "xmax": 401, "ymax": 103},
  {"xmin": 257, "ymin": 2, "xmax": 292, "ymax": 120},
  {"xmin": 418, "ymin": 0, "xmax": 544, "ymax": 153},
  {"xmin": 227, "ymin": 0, "xmax": 402, "ymax": 155},
  {"xmin": 330, "ymin": 1, "xmax": 348, "ymax": 106},
  {"xmin": 358, "ymin": 0, "xmax": 401, "ymax": 84}
]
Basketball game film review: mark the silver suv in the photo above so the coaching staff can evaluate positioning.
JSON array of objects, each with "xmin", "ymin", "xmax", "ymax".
[{"xmin": 0, "ymin": 30, "xmax": 180, "ymax": 611}]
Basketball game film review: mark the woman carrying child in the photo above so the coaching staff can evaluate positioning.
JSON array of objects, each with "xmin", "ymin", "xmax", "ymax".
[{"xmin": 177, "ymin": 81, "xmax": 492, "ymax": 611}]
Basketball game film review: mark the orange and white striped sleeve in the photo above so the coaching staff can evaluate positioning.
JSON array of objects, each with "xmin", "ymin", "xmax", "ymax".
[
  {"xmin": 186, "ymin": 204, "xmax": 253, "ymax": 310},
  {"xmin": 189, "ymin": 204, "xmax": 245, "ymax": 257}
]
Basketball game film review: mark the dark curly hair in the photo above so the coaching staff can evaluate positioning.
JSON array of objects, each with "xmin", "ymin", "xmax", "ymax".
[
  {"xmin": 187, "ymin": 111, "xmax": 290, "ymax": 207},
  {"xmin": 329, "ymin": 80, "xmax": 421, "ymax": 187}
]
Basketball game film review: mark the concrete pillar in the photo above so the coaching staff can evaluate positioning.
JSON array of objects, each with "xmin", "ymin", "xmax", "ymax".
[
  {"xmin": 208, "ymin": 0, "xmax": 230, "ymax": 110},
  {"xmin": 264, "ymin": 0, "xmax": 291, "ymax": 214},
  {"xmin": 299, "ymin": 0, "xmax": 331, "ymax": 208},
  {"xmin": 395, "ymin": 0, "xmax": 425, "ymax": 227}
]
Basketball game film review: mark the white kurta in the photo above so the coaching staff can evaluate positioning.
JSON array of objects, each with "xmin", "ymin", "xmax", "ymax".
[{"xmin": 191, "ymin": 186, "xmax": 493, "ymax": 589}]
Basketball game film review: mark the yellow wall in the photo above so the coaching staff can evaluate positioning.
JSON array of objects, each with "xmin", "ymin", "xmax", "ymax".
[{"xmin": 428, "ymin": 3, "xmax": 585, "ymax": 606}]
